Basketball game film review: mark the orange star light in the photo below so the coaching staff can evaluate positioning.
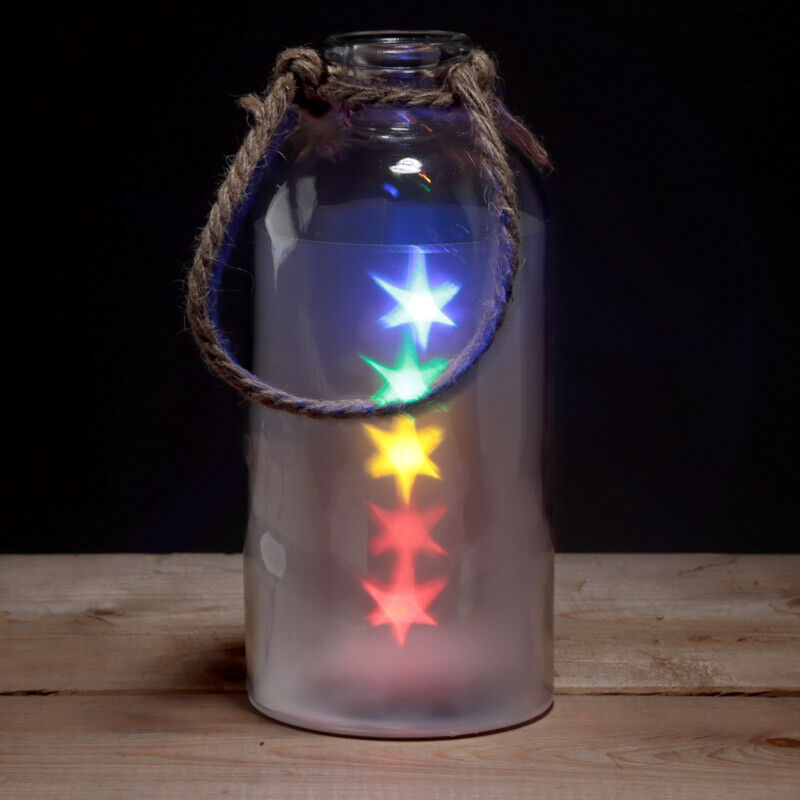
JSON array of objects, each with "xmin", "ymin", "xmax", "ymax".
[
  {"xmin": 361, "ymin": 576, "xmax": 447, "ymax": 644},
  {"xmin": 363, "ymin": 415, "xmax": 444, "ymax": 503}
]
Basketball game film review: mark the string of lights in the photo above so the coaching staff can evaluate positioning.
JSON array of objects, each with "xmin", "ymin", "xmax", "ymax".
[{"xmin": 360, "ymin": 245, "xmax": 459, "ymax": 644}]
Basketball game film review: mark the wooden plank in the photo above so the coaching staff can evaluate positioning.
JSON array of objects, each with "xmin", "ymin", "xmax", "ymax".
[
  {"xmin": 0, "ymin": 554, "xmax": 245, "ymax": 695},
  {"xmin": 0, "ymin": 554, "xmax": 797, "ymax": 695},
  {"xmin": 557, "ymin": 553, "xmax": 800, "ymax": 694},
  {"xmin": 1, "ymin": 695, "xmax": 798, "ymax": 799}
]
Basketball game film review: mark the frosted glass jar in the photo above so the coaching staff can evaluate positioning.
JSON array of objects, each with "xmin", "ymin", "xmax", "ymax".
[{"xmin": 239, "ymin": 31, "xmax": 553, "ymax": 737}]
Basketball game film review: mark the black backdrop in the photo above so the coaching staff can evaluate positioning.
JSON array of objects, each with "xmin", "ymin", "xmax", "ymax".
[{"xmin": 6, "ymin": 1, "xmax": 795, "ymax": 554}]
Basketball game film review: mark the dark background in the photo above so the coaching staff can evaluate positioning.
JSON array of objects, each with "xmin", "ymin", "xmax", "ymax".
[{"xmin": 7, "ymin": 1, "xmax": 796, "ymax": 554}]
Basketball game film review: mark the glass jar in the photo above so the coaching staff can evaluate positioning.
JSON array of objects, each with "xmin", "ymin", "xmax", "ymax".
[{"xmin": 237, "ymin": 31, "xmax": 553, "ymax": 737}]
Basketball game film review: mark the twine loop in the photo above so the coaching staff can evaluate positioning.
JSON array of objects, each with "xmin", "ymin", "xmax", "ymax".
[{"xmin": 186, "ymin": 45, "xmax": 549, "ymax": 418}]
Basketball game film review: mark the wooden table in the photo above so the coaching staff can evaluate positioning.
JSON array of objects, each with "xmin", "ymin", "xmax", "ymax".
[{"xmin": 1, "ymin": 554, "xmax": 797, "ymax": 798}]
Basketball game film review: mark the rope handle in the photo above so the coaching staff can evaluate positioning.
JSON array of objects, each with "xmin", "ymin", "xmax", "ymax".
[{"xmin": 186, "ymin": 46, "xmax": 549, "ymax": 418}]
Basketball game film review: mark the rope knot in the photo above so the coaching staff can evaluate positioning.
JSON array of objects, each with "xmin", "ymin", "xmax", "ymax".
[
  {"xmin": 272, "ymin": 47, "xmax": 326, "ymax": 90},
  {"xmin": 444, "ymin": 50, "xmax": 498, "ymax": 99}
]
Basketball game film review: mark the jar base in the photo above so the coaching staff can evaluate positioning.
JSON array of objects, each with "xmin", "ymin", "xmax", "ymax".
[{"xmin": 247, "ymin": 690, "xmax": 554, "ymax": 739}]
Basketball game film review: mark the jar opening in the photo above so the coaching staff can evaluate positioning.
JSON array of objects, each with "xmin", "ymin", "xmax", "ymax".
[{"xmin": 323, "ymin": 31, "xmax": 472, "ymax": 71}]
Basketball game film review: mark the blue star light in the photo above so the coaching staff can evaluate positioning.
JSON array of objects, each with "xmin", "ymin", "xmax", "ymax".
[{"xmin": 373, "ymin": 247, "xmax": 460, "ymax": 350}]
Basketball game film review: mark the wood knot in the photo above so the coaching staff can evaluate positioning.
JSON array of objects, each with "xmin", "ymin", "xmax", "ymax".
[{"xmin": 764, "ymin": 737, "xmax": 800, "ymax": 748}]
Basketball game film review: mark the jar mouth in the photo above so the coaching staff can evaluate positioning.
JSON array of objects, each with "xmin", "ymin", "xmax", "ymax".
[{"xmin": 323, "ymin": 31, "xmax": 472, "ymax": 71}]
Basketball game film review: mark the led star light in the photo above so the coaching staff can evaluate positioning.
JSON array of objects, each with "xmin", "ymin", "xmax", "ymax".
[
  {"xmin": 361, "ymin": 335, "xmax": 448, "ymax": 405},
  {"xmin": 373, "ymin": 247, "xmax": 460, "ymax": 350},
  {"xmin": 363, "ymin": 415, "xmax": 443, "ymax": 504},
  {"xmin": 361, "ymin": 576, "xmax": 447, "ymax": 645},
  {"xmin": 368, "ymin": 503, "xmax": 448, "ymax": 559}
]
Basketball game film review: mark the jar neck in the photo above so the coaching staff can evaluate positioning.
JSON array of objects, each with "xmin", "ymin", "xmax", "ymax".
[{"xmin": 323, "ymin": 30, "xmax": 472, "ymax": 90}]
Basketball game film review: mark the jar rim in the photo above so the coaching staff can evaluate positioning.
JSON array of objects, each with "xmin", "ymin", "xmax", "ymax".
[{"xmin": 323, "ymin": 31, "xmax": 472, "ymax": 71}]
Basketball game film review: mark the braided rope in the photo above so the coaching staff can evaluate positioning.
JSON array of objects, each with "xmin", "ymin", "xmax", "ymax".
[{"xmin": 186, "ymin": 46, "xmax": 549, "ymax": 418}]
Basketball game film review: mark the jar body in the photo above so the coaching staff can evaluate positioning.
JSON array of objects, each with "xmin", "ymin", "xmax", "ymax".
[{"xmin": 241, "ymin": 101, "xmax": 553, "ymax": 737}]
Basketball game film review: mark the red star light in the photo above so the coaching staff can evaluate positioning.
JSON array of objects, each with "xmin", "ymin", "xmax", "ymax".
[
  {"xmin": 368, "ymin": 503, "xmax": 448, "ymax": 560},
  {"xmin": 361, "ymin": 576, "xmax": 447, "ymax": 645}
]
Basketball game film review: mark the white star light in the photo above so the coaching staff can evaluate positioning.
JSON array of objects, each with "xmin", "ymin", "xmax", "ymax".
[{"xmin": 373, "ymin": 247, "xmax": 460, "ymax": 350}]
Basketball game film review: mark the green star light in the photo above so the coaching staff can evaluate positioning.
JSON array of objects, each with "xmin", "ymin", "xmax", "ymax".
[{"xmin": 362, "ymin": 335, "xmax": 448, "ymax": 405}]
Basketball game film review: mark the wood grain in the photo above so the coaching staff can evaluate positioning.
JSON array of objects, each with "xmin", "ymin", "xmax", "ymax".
[
  {"xmin": 0, "ymin": 554, "xmax": 244, "ymax": 694},
  {"xmin": 1, "ymin": 694, "xmax": 797, "ymax": 799},
  {"xmin": 0, "ymin": 554, "xmax": 797, "ymax": 695},
  {"xmin": 557, "ymin": 553, "xmax": 800, "ymax": 695}
]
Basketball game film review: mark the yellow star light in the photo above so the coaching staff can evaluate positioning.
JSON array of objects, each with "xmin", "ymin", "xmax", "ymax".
[{"xmin": 363, "ymin": 415, "xmax": 444, "ymax": 504}]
